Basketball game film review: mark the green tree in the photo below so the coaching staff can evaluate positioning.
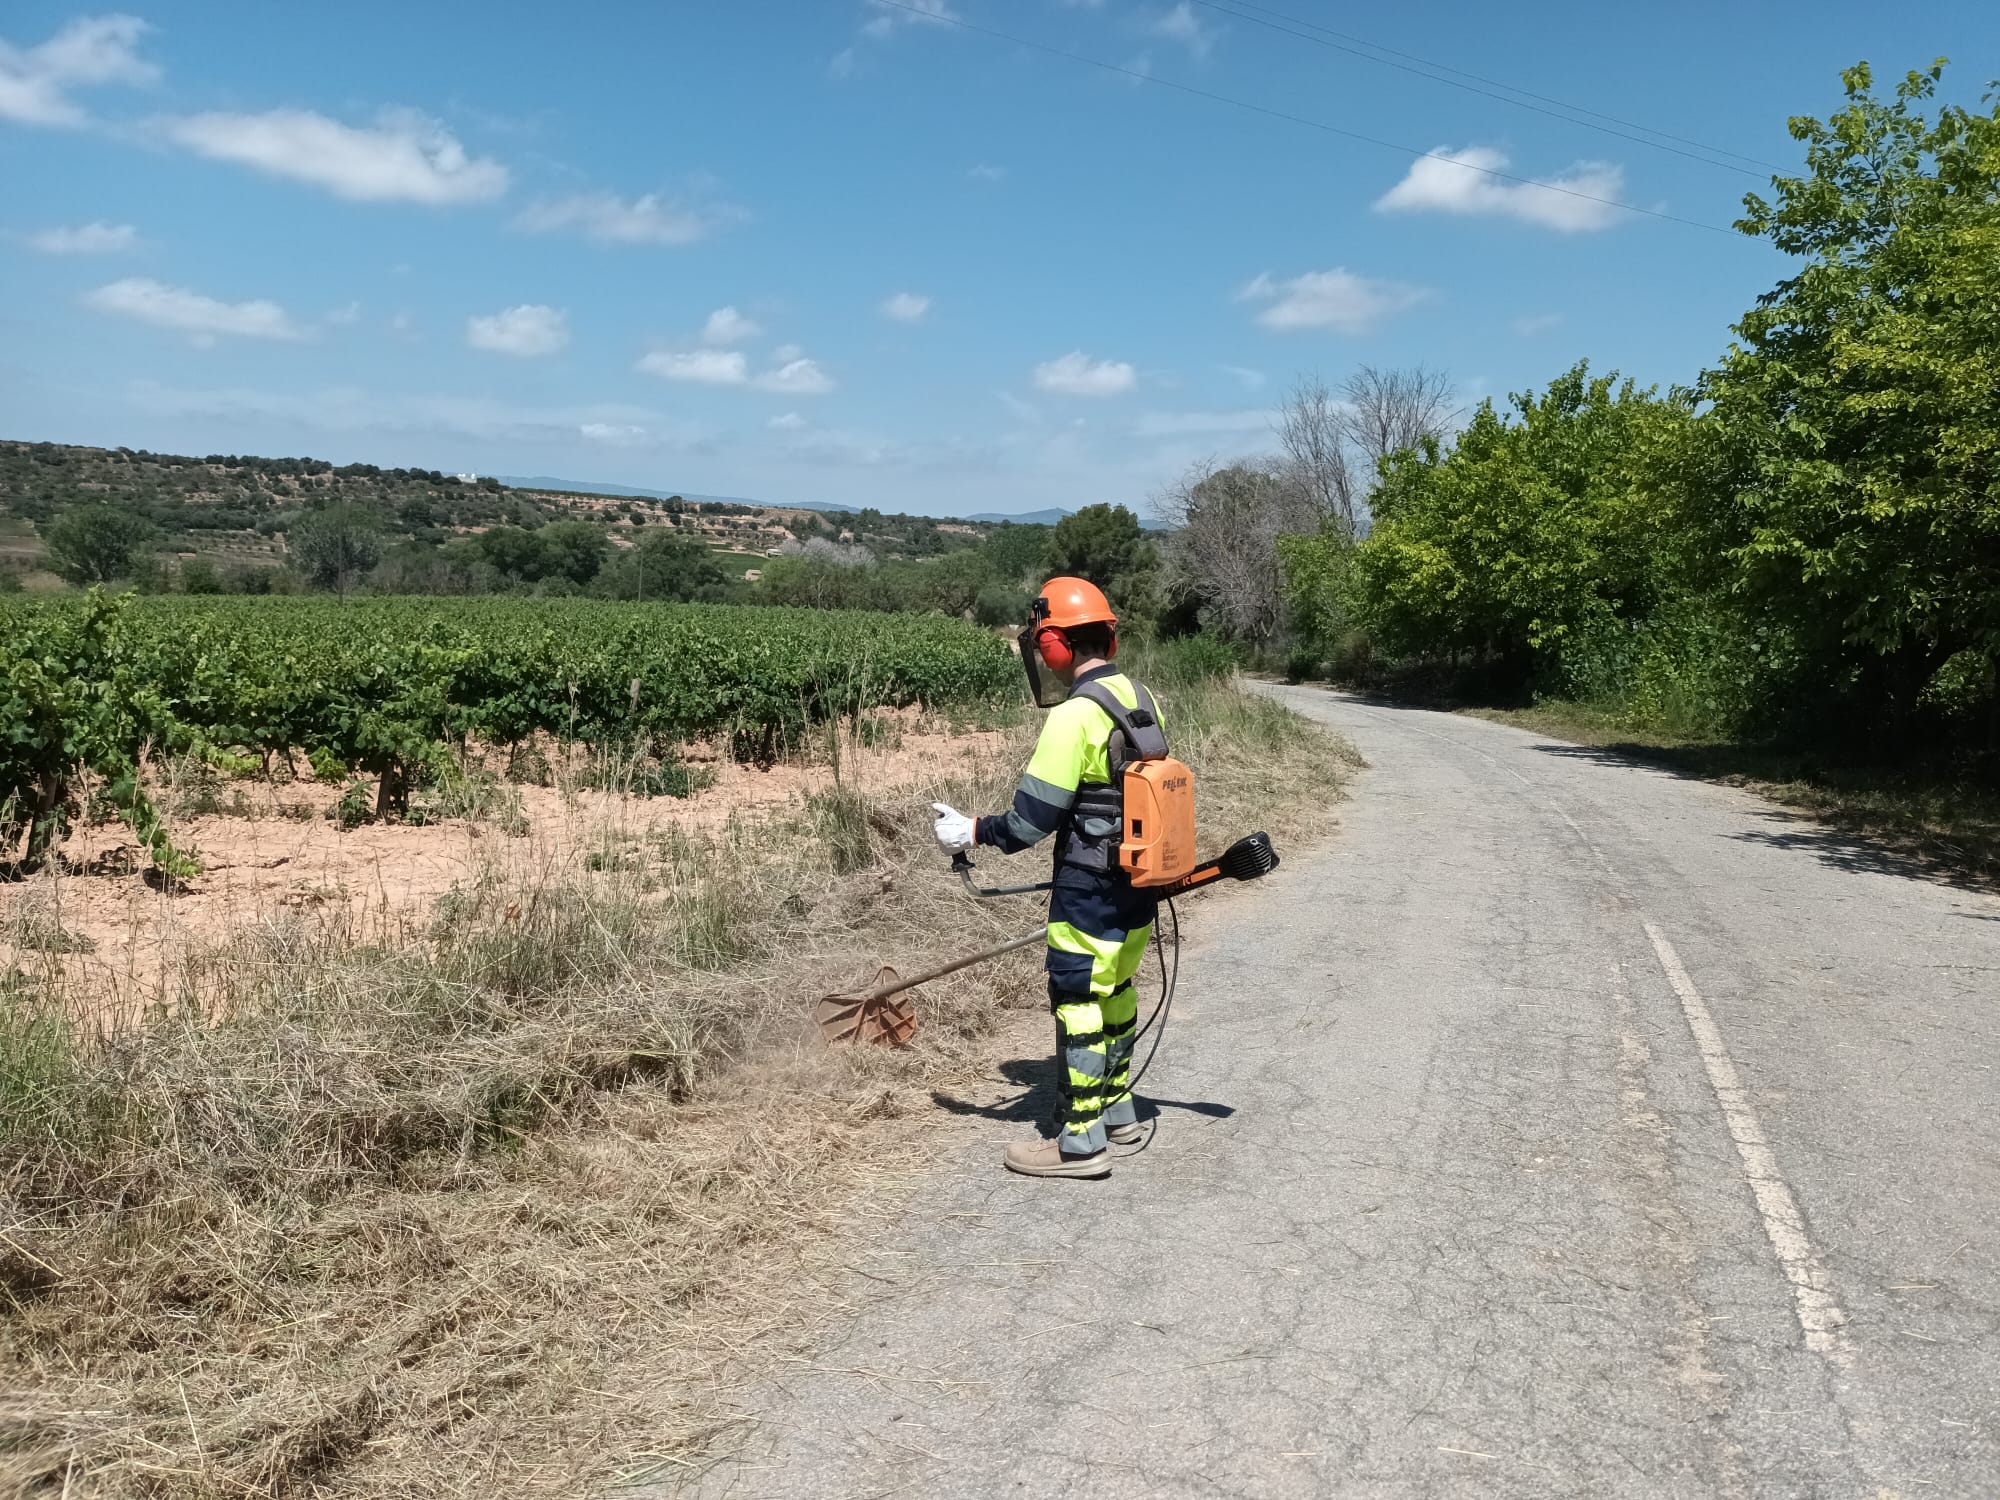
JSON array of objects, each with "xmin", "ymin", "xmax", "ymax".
[
  {"xmin": 1355, "ymin": 364, "xmax": 1684, "ymax": 687},
  {"xmin": 1688, "ymin": 60, "xmax": 2000, "ymax": 736},
  {"xmin": 596, "ymin": 532, "xmax": 729, "ymax": 602},
  {"xmin": 535, "ymin": 519, "xmax": 609, "ymax": 585},
  {"xmin": 179, "ymin": 556, "xmax": 224, "ymax": 595},
  {"xmin": 43, "ymin": 504, "xmax": 158, "ymax": 584},
  {"xmin": 1044, "ymin": 504, "xmax": 1156, "ymax": 620},
  {"xmin": 288, "ymin": 504, "xmax": 384, "ymax": 595},
  {"xmin": 980, "ymin": 522, "xmax": 1053, "ymax": 587},
  {"xmin": 472, "ymin": 525, "xmax": 550, "ymax": 584}
]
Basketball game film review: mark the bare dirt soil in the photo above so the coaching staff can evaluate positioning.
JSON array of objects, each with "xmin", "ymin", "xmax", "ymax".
[{"xmin": 2, "ymin": 712, "xmax": 1008, "ymax": 1023}]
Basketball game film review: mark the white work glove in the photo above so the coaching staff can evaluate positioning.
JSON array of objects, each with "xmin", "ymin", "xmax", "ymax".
[{"xmin": 931, "ymin": 802, "xmax": 976, "ymax": 852}]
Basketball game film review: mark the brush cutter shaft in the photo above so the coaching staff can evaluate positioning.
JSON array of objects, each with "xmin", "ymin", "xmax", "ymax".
[
  {"xmin": 861, "ymin": 927, "xmax": 1045, "ymax": 1001},
  {"xmin": 953, "ymin": 832, "xmax": 1277, "ymax": 903}
]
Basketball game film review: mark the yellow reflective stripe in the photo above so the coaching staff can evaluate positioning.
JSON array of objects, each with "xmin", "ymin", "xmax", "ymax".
[
  {"xmin": 1046, "ymin": 920, "xmax": 1123, "ymax": 962},
  {"xmin": 1048, "ymin": 921, "xmax": 1153, "ymax": 995},
  {"xmin": 1100, "ymin": 985, "xmax": 1140, "ymax": 1027}
]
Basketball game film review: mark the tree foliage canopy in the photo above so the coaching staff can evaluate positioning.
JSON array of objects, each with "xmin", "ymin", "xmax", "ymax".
[
  {"xmin": 1281, "ymin": 60, "xmax": 2000, "ymax": 750},
  {"xmin": 1690, "ymin": 60, "xmax": 2000, "ymax": 723},
  {"xmin": 43, "ymin": 504, "xmax": 157, "ymax": 585},
  {"xmin": 1356, "ymin": 364, "xmax": 1686, "ymax": 677},
  {"xmin": 1043, "ymin": 504, "xmax": 1156, "ymax": 619}
]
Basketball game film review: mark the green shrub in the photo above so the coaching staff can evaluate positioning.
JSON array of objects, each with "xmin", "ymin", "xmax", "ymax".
[{"xmin": 1131, "ymin": 634, "xmax": 1237, "ymax": 688}]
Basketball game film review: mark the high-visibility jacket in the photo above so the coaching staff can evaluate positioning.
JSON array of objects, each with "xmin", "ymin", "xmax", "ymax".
[{"xmin": 974, "ymin": 664, "xmax": 1160, "ymax": 948}]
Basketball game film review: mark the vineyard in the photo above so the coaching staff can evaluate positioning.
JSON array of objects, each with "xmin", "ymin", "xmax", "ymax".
[{"xmin": 0, "ymin": 593, "xmax": 1017, "ymax": 873}]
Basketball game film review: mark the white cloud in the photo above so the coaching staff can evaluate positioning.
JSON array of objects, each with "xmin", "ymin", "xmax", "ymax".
[
  {"xmin": 701, "ymin": 305, "xmax": 761, "ymax": 345},
  {"xmin": 1375, "ymin": 146, "xmax": 1624, "ymax": 232},
  {"xmin": 84, "ymin": 277, "xmax": 303, "ymax": 345},
  {"xmin": 1513, "ymin": 312, "xmax": 1565, "ymax": 336},
  {"xmin": 1033, "ymin": 351, "xmax": 1138, "ymax": 398},
  {"xmin": 997, "ymin": 391, "xmax": 1041, "ymax": 425},
  {"xmin": 1134, "ymin": 409, "xmax": 1275, "ymax": 437},
  {"xmin": 864, "ymin": 0, "xmax": 958, "ymax": 30},
  {"xmin": 966, "ymin": 163, "xmax": 1006, "ymax": 182},
  {"xmin": 0, "ymin": 14, "xmax": 156, "ymax": 128},
  {"xmin": 637, "ymin": 348, "xmax": 749, "ymax": 385},
  {"xmin": 326, "ymin": 300, "xmax": 363, "ymax": 326},
  {"xmin": 25, "ymin": 220, "xmax": 138, "ymax": 254},
  {"xmin": 755, "ymin": 357, "xmax": 834, "ymax": 395},
  {"xmin": 638, "ymin": 344, "xmax": 830, "ymax": 394},
  {"xmin": 1236, "ymin": 268, "xmax": 1431, "ymax": 334},
  {"xmin": 847, "ymin": 0, "xmax": 957, "ymax": 65},
  {"xmin": 580, "ymin": 421, "xmax": 650, "ymax": 446},
  {"xmin": 768, "ymin": 411, "xmax": 807, "ymax": 430},
  {"xmin": 161, "ymin": 108, "xmax": 509, "ymax": 204},
  {"xmin": 880, "ymin": 291, "xmax": 931, "ymax": 323},
  {"xmin": 1151, "ymin": 2, "xmax": 1214, "ymax": 57},
  {"xmin": 466, "ymin": 304, "xmax": 568, "ymax": 357},
  {"xmin": 515, "ymin": 190, "xmax": 736, "ymax": 246},
  {"xmin": 1220, "ymin": 364, "xmax": 1266, "ymax": 391}
]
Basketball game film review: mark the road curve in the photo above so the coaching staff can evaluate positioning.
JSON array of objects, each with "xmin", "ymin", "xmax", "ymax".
[{"xmin": 666, "ymin": 687, "xmax": 2000, "ymax": 1498}]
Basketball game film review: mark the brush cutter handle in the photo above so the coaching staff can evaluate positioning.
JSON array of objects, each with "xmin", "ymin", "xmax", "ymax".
[{"xmin": 952, "ymin": 851, "xmax": 1054, "ymax": 898}]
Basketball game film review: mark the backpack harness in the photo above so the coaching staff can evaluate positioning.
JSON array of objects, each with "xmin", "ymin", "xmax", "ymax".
[{"xmin": 1058, "ymin": 678, "xmax": 1198, "ymax": 889}]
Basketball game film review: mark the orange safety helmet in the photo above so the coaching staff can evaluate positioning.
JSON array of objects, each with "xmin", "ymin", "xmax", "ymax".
[
  {"xmin": 1022, "ymin": 577, "xmax": 1117, "ymax": 704},
  {"xmin": 1036, "ymin": 576, "xmax": 1118, "ymax": 632}
]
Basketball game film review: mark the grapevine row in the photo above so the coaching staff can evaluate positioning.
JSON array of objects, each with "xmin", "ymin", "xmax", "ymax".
[{"xmin": 1, "ymin": 594, "xmax": 1017, "ymax": 871}]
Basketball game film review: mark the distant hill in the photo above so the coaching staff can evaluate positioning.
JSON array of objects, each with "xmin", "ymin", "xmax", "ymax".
[
  {"xmin": 0, "ymin": 441, "xmax": 1009, "ymax": 590},
  {"xmin": 498, "ymin": 475, "xmax": 1071, "ymax": 526},
  {"xmin": 968, "ymin": 508, "xmax": 1071, "ymax": 526},
  {"xmin": 494, "ymin": 476, "xmax": 794, "ymax": 510}
]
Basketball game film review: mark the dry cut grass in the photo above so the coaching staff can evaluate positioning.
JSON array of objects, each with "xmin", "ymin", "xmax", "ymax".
[{"xmin": 0, "ymin": 664, "xmax": 1354, "ymax": 1498}]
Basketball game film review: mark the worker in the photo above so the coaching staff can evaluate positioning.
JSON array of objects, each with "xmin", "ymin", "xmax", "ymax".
[{"xmin": 930, "ymin": 577, "xmax": 1158, "ymax": 1180}]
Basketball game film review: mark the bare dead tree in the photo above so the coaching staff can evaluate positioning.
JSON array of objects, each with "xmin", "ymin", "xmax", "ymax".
[
  {"xmin": 1342, "ymin": 364, "xmax": 1460, "ymax": 470},
  {"xmin": 1274, "ymin": 375, "xmax": 1357, "ymax": 537},
  {"xmin": 1155, "ymin": 458, "xmax": 1323, "ymax": 643}
]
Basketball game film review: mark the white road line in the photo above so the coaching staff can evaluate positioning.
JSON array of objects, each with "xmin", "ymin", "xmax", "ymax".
[{"xmin": 1645, "ymin": 922, "xmax": 1853, "ymax": 1366}]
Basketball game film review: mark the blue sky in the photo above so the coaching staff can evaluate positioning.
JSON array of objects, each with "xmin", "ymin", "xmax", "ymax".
[{"xmin": 2, "ymin": 2, "xmax": 1993, "ymax": 518}]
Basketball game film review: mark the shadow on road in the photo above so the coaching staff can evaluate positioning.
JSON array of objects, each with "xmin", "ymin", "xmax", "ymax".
[
  {"xmin": 1530, "ymin": 741, "xmax": 1999, "ymax": 897},
  {"xmin": 932, "ymin": 1056, "xmax": 1235, "ymax": 1138}
]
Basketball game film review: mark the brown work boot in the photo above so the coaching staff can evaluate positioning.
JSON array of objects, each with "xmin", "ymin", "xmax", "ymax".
[
  {"xmin": 1107, "ymin": 1120, "xmax": 1144, "ymax": 1146},
  {"xmin": 1004, "ymin": 1139, "xmax": 1111, "ymax": 1179}
]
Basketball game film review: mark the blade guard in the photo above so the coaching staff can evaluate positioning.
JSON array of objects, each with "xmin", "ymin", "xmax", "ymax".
[{"xmin": 816, "ymin": 966, "xmax": 918, "ymax": 1047}]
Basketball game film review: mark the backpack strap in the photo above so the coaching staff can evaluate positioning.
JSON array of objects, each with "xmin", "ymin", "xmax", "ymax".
[{"xmin": 1072, "ymin": 679, "xmax": 1169, "ymax": 762}]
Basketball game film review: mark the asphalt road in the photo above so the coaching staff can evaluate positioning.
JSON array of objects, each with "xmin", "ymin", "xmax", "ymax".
[{"xmin": 667, "ymin": 687, "xmax": 2000, "ymax": 1498}]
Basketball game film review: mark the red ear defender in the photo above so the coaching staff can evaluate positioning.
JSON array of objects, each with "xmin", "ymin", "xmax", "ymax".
[{"xmin": 1036, "ymin": 625, "xmax": 1074, "ymax": 672}]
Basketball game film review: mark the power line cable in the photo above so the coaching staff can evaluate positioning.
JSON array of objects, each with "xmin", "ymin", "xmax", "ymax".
[
  {"xmin": 869, "ymin": 0, "xmax": 1740, "ymax": 236},
  {"xmin": 1188, "ymin": 0, "xmax": 1785, "ymax": 177},
  {"xmin": 1200, "ymin": 0, "xmax": 1785, "ymax": 174}
]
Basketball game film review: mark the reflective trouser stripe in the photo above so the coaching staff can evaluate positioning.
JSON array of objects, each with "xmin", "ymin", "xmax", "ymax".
[{"xmin": 1047, "ymin": 921, "xmax": 1153, "ymax": 1150}]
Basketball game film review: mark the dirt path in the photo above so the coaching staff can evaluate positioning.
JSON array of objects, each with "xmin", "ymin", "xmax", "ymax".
[{"xmin": 657, "ymin": 686, "xmax": 2000, "ymax": 1498}]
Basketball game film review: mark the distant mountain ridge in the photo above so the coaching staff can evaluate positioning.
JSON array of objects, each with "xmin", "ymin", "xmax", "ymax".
[
  {"xmin": 496, "ymin": 475, "xmax": 1070, "ymax": 526},
  {"xmin": 966, "ymin": 508, "xmax": 1070, "ymax": 525}
]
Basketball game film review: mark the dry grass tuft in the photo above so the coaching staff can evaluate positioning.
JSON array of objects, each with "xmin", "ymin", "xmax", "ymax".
[{"xmin": 1, "ymin": 666, "xmax": 1352, "ymax": 1497}]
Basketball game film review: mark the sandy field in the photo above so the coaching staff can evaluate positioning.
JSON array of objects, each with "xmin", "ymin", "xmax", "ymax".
[{"xmin": 2, "ymin": 711, "xmax": 1012, "ymax": 1023}]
